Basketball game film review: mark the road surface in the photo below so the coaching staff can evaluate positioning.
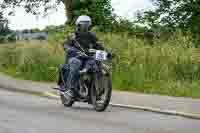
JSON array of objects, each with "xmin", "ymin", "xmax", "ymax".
[{"xmin": 0, "ymin": 89, "xmax": 200, "ymax": 133}]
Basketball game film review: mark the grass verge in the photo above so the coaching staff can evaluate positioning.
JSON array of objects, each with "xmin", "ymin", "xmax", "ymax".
[{"xmin": 1, "ymin": 33, "xmax": 200, "ymax": 98}]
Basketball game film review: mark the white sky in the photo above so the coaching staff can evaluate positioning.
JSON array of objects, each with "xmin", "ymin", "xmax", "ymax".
[{"xmin": 2, "ymin": 0, "xmax": 153, "ymax": 30}]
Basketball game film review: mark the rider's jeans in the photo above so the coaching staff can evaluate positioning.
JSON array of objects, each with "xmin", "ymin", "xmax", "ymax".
[{"xmin": 58, "ymin": 57, "xmax": 98, "ymax": 92}]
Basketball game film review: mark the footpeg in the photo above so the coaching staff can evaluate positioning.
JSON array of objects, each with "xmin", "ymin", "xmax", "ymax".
[
  {"xmin": 53, "ymin": 87, "xmax": 60, "ymax": 90},
  {"xmin": 53, "ymin": 86, "xmax": 65, "ymax": 92}
]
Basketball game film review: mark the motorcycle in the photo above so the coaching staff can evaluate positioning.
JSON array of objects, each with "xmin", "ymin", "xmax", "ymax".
[{"xmin": 56, "ymin": 49, "xmax": 112, "ymax": 112}]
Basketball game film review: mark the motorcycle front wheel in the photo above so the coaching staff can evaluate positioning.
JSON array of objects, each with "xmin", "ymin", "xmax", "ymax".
[{"xmin": 90, "ymin": 74, "xmax": 112, "ymax": 112}]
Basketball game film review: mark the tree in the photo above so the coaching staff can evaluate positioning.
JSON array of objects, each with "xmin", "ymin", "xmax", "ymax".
[
  {"xmin": 138, "ymin": 0, "xmax": 199, "ymax": 29},
  {"xmin": 0, "ymin": 12, "xmax": 3, "ymax": 19},
  {"xmin": 71, "ymin": 0, "xmax": 114, "ymax": 31},
  {"xmin": 137, "ymin": 0, "xmax": 200, "ymax": 46},
  {"xmin": 0, "ymin": 12, "xmax": 12, "ymax": 43},
  {"xmin": 1, "ymin": 0, "xmax": 114, "ymax": 29},
  {"xmin": 0, "ymin": 12, "xmax": 9, "ymax": 33},
  {"xmin": 0, "ymin": 6, "xmax": 7, "ymax": 32}
]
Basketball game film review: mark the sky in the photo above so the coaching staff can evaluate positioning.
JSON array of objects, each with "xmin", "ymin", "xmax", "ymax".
[{"xmin": 2, "ymin": 0, "xmax": 153, "ymax": 30}]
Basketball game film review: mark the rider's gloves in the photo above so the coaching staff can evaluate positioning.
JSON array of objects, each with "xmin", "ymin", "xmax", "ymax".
[
  {"xmin": 107, "ymin": 52, "xmax": 115, "ymax": 59},
  {"xmin": 76, "ymin": 51, "xmax": 88, "ymax": 59}
]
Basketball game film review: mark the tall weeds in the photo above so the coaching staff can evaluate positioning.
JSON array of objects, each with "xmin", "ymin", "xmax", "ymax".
[{"xmin": 1, "ymin": 32, "xmax": 200, "ymax": 97}]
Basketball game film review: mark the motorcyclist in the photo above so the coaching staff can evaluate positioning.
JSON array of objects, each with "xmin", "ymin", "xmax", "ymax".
[{"xmin": 57, "ymin": 15, "xmax": 108, "ymax": 98}]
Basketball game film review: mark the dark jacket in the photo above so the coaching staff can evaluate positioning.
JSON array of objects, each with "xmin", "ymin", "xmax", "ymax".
[{"xmin": 63, "ymin": 32, "xmax": 105, "ymax": 62}]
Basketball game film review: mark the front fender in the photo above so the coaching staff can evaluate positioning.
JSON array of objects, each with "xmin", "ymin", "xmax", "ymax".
[{"xmin": 101, "ymin": 63, "xmax": 111, "ymax": 76}]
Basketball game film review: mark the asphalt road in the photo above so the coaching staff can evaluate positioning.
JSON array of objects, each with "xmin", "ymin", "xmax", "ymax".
[{"xmin": 0, "ymin": 89, "xmax": 200, "ymax": 133}]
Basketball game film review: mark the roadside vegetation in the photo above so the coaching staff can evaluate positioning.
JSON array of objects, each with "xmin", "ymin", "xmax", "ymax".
[
  {"xmin": 1, "ymin": 0, "xmax": 200, "ymax": 98},
  {"xmin": 1, "ymin": 30, "xmax": 200, "ymax": 98}
]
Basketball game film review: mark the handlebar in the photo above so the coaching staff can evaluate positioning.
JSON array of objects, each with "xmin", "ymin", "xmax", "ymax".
[{"xmin": 77, "ymin": 49, "xmax": 114, "ymax": 60}]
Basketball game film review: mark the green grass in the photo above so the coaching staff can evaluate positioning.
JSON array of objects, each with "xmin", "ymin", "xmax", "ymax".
[
  {"xmin": 111, "ymin": 64, "xmax": 200, "ymax": 98},
  {"xmin": 1, "ymin": 32, "xmax": 200, "ymax": 98}
]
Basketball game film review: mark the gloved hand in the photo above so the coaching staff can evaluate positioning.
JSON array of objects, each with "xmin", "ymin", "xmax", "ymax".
[
  {"xmin": 76, "ymin": 51, "xmax": 88, "ymax": 59},
  {"xmin": 107, "ymin": 52, "xmax": 115, "ymax": 59}
]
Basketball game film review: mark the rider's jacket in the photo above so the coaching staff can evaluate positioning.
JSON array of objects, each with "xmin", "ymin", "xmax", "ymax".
[{"xmin": 63, "ymin": 31, "xmax": 105, "ymax": 62}]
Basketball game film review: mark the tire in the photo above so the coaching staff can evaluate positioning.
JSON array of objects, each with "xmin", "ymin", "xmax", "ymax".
[
  {"xmin": 60, "ymin": 92, "xmax": 74, "ymax": 107},
  {"xmin": 91, "ymin": 74, "xmax": 112, "ymax": 112}
]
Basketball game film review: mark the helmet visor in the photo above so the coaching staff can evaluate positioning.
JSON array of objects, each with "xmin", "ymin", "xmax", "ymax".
[{"xmin": 77, "ymin": 21, "xmax": 90, "ymax": 32}]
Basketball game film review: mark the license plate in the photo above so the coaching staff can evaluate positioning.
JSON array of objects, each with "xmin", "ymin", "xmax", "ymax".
[{"xmin": 95, "ymin": 50, "xmax": 107, "ymax": 61}]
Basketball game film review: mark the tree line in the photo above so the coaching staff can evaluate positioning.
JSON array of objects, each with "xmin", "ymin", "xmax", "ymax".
[{"xmin": 0, "ymin": 0, "xmax": 200, "ymax": 45}]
